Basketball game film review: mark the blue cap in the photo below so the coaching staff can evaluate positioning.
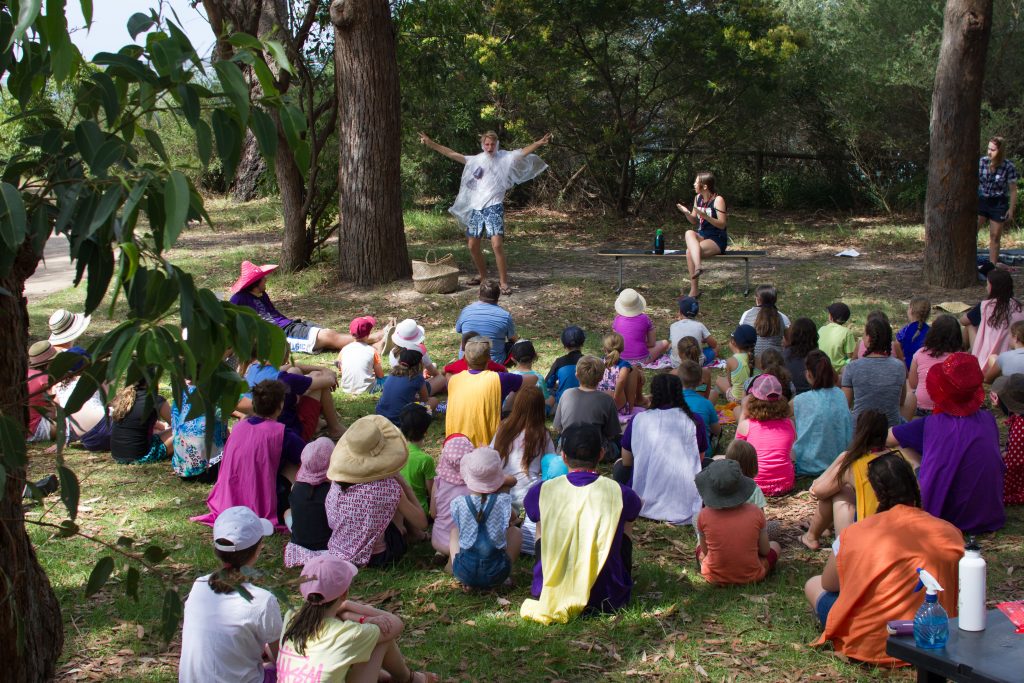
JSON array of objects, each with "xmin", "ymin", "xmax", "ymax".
[
  {"xmin": 561, "ymin": 325, "xmax": 585, "ymax": 348},
  {"xmin": 730, "ymin": 324, "xmax": 756, "ymax": 349},
  {"xmin": 678, "ymin": 297, "xmax": 699, "ymax": 317}
]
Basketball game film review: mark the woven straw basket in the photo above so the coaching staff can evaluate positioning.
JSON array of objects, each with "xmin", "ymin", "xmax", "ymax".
[{"xmin": 412, "ymin": 250, "xmax": 459, "ymax": 294}]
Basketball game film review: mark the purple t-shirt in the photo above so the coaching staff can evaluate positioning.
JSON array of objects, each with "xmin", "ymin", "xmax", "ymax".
[
  {"xmin": 277, "ymin": 371, "xmax": 313, "ymax": 438},
  {"xmin": 467, "ymin": 369, "xmax": 523, "ymax": 402},
  {"xmin": 892, "ymin": 411, "xmax": 1005, "ymax": 534},
  {"xmin": 524, "ymin": 471, "xmax": 641, "ymax": 612},
  {"xmin": 622, "ymin": 407, "xmax": 707, "ymax": 454},
  {"xmin": 229, "ymin": 291, "xmax": 291, "ymax": 328},
  {"xmin": 613, "ymin": 314, "xmax": 654, "ymax": 361}
]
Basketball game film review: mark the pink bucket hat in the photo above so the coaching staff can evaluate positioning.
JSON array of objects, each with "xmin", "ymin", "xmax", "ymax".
[
  {"xmin": 231, "ymin": 261, "xmax": 279, "ymax": 294},
  {"xmin": 300, "ymin": 555, "xmax": 358, "ymax": 603},
  {"xmin": 295, "ymin": 437, "xmax": 334, "ymax": 486},
  {"xmin": 749, "ymin": 374, "xmax": 783, "ymax": 401},
  {"xmin": 436, "ymin": 434, "xmax": 474, "ymax": 485},
  {"xmin": 460, "ymin": 447, "xmax": 507, "ymax": 494}
]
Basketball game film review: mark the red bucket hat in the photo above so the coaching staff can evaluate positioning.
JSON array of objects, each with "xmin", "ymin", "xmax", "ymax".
[
  {"xmin": 926, "ymin": 352, "xmax": 985, "ymax": 417},
  {"xmin": 231, "ymin": 261, "xmax": 279, "ymax": 294}
]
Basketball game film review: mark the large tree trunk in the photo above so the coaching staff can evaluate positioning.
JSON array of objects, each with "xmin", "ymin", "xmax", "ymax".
[
  {"xmin": 924, "ymin": 0, "xmax": 993, "ymax": 287},
  {"xmin": 331, "ymin": 0, "xmax": 410, "ymax": 286},
  {"xmin": 231, "ymin": 135, "xmax": 267, "ymax": 202},
  {"xmin": 0, "ymin": 241, "xmax": 63, "ymax": 682}
]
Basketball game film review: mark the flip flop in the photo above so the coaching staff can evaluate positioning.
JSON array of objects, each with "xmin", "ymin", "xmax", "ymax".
[
  {"xmin": 500, "ymin": 285, "xmax": 513, "ymax": 296},
  {"xmin": 693, "ymin": 267, "xmax": 705, "ymax": 278},
  {"xmin": 466, "ymin": 276, "xmax": 482, "ymax": 286}
]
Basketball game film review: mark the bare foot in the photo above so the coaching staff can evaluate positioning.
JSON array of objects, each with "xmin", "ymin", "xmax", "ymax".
[{"xmin": 799, "ymin": 532, "xmax": 821, "ymax": 551}]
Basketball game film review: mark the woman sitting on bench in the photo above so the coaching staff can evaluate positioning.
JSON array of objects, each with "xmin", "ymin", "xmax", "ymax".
[{"xmin": 677, "ymin": 171, "xmax": 728, "ymax": 298}]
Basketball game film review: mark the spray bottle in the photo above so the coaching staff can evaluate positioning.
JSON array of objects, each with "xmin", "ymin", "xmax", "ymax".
[
  {"xmin": 913, "ymin": 568, "xmax": 948, "ymax": 649},
  {"xmin": 958, "ymin": 539, "xmax": 987, "ymax": 631}
]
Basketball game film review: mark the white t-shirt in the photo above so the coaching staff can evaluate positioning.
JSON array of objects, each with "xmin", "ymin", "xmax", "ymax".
[
  {"xmin": 179, "ymin": 575, "xmax": 283, "ymax": 683},
  {"xmin": 669, "ymin": 319, "xmax": 712, "ymax": 367},
  {"xmin": 493, "ymin": 431, "xmax": 553, "ymax": 508},
  {"xmin": 339, "ymin": 342, "xmax": 378, "ymax": 394}
]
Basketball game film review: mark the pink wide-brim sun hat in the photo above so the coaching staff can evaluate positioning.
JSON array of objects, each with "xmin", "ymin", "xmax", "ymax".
[{"xmin": 231, "ymin": 260, "xmax": 279, "ymax": 294}]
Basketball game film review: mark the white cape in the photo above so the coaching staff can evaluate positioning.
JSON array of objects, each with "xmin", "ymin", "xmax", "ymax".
[{"xmin": 449, "ymin": 149, "xmax": 548, "ymax": 227}]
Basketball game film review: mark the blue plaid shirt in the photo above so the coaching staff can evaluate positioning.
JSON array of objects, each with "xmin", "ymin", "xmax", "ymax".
[{"xmin": 978, "ymin": 157, "xmax": 1018, "ymax": 197}]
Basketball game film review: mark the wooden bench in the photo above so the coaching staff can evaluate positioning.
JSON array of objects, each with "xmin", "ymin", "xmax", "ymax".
[{"xmin": 597, "ymin": 248, "xmax": 768, "ymax": 295}]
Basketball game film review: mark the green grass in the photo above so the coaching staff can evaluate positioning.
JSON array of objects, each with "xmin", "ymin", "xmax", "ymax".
[{"xmin": 25, "ymin": 201, "xmax": 1024, "ymax": 681}]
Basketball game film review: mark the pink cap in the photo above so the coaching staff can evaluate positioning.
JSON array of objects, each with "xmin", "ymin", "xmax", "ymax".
[
  {"xmin": 749, "ymin": 374, "xmax": 783, "ymax": 401},
  {"xmin": 349, "ymin": 316, "xmax": 376, "ymax": 338},
  {"xmin": 300, "ymin": 555, "xmax": 358, "ymax": 603}
]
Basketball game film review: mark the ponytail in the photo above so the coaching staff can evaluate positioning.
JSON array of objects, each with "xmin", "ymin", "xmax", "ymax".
[
  {"xmin": 110, "ymin": 384, "xmax": 139, "ymax": 423},
  {"xmin": 281, "ymin": 597, "xmax": 338, "ymax": 656},
  {"xmin": 208, "ymin": 542, "xmax": 262, "ymax": 594},
  {"xmin": 475, "ymin": 493, "xmax": 488, "ymax": 522}
]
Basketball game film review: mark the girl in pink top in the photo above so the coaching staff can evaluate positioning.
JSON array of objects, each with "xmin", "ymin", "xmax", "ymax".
[
  {"xmin": 612, "ymin": 288, "xmax": 669, "ymax": 362},
  {"xmin": 735, "ymin": 374, "xmax": 796, "ymax": 496},
  {"xmin": 963, "ymin": 269, "xmax": 1024, "ymax": 369},
  {"xmin": 430, "ymin": 434, "xmax": 474, "ymax": 555},
  {"xmin": 905, "ymin": 314, "xmax": 963, "ymax": 418}
]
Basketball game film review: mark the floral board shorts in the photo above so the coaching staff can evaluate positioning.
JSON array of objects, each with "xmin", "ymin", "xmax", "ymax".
[{"xmin": 467, "ymin": 203, "xmax": 505, "ymax": 238}]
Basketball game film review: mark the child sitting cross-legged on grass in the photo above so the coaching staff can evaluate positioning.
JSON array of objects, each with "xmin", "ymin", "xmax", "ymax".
[
  {"xmin": 545, "ymin": 325, "xmax": 586, "ymax": 404},
  {"xmin": 695, "ymin": 459, "xmax": 781, "ymax": 586},
  {"xmin": 679, "ymin": 360, "xmax": 721, "ymax": 462},
  {"xmin": 675, "ymin": 336, "xmax": 715, "ymax": 400},
  {"xmin": 338, "ymin": 316, "xmax": 385, "ymax": 395},
  {"xmin": 284, "ymin": 437, "xmax": 334, "ymax": 568},
  {"xmin": 398, "ymin": 403, "xmax": 435, "ymax": 515},
  {"xmin": 374, "ymin": 349, "xmax": 438, "ymax": 425},
  {"xmin": 278, "ymin": 555, "xmax": 437, "ymax": 683},
  {"xmin": 448, "ymin": 446, "xmax": 522, "ymax": 588}
]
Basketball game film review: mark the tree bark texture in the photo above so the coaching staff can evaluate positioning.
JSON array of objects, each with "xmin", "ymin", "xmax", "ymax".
[
  {"xmin": 924, "ymin": 0, "xmax": 993, "ymax": 287},
  {"xmin": 204, "ymin": 0, "xmax": 279, "ymax": 201},
  {"xmin": 0, "ymin": 241, "xmax": 63, "ymax": 682},
  {"xmin": 275, "ymin": 121, "xmax": 313, "ymax": 271},
  {"xmin": 331, "ymin": 0, "xmax": 411, "ymax": 285}
]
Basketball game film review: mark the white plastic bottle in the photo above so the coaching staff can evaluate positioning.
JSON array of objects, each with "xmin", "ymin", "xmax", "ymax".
[{"xmin": 958, "ymin": 540, "xmax": 987, "ymax": 631}]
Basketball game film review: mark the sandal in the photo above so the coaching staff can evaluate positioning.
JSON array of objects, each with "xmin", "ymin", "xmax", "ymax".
[
  {"xmin": 466, "ymin": 276, "xmax": 482, "ymax": 286},
  {"xmin": 500, "ymin": 285, "xmax": 513, "ymax": 296},
  {"xmin": 693, "ymin": 267, "xmax": 705, "ymax": 278}
]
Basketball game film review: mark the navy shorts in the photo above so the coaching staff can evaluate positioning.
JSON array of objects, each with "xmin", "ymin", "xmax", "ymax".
[
  {"xmin": 979, "ymin": 194, "xmax": 1009, "ymax": 222},
  {"xmin": 698, "ymin": 227, "xmax": 728, "ymax": 254},
  {"xmin": 467, "ymin": 204, "xmax": 505, "ymax": 238},
  {"xmin": 816, "ymin": 590, "xmax": 839, "ymax": 627}
]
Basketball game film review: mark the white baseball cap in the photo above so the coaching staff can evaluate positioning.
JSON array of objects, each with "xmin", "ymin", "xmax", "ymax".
[{"xmin": 212, "ymin": 506, "xmax": 274, "ymax": 552}]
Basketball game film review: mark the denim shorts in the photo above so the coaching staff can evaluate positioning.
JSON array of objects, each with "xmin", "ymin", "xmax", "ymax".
[
  {"xmin": 467, "ymin": 203, "xmax": 505, "ymax": 238},
  {"xmin": 816, "ymin": 590, "xmax": 839, "ymax": 627},
  {"xmin": 979, "ymin": 194, "xmax": 1009, "ymax": 222}
]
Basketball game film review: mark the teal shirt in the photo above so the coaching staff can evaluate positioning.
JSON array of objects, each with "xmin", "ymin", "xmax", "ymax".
[{"xmin": 683, "ymin": 388, "xmax": 719, "ymax": 458}]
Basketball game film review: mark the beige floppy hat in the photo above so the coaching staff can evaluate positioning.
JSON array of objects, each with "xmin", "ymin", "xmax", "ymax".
[
  {"xmin": 48, "ymin": 309, "xmax": 91, "ymax": 345},
  {"xmin": 327, "ymin": 415, "xmax": 409, "ymax": 484},
  {"xmin": 614, "ymin": 288, "xmax": 647, "ymax": 317}
]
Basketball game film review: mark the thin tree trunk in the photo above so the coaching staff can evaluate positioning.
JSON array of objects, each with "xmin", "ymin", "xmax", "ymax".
[
  {"xmin": 0, "ymin": 241, "xmax": 63, "ymax": 682},
  {"xmin": 331, "ymin": 0, "xmax": 410, "ymax": 285},
  {"xmin": 231, "ymin": 134, "xmax": 267, "ymax": 201},
  {"xmin": 276, "ymin": 127, "xmax": 310, "ymax": 271},
  {"xmin": 924, "ymin": 0, "xmax": 993, "ymax": 287}
]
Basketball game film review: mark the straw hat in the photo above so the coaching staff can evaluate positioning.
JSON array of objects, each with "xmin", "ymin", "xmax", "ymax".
[
  {"xmin": 47, "ymin": 309, "xmax": 90, "ymax": 345},
  {"xmin": 230, "ymin": 261, "xmax": 279, "ymax": 294},
  {"xmin": 28, "ymin": 340, "xmax": 57, "ymax": 368},
  {"xmin": 327, "ymin": 415, "xmax": 408, "ymax": 484},
  {"xmin": 926, "ymin": 352, "xmax": 985, "ymax": 417},
  {"xmin": 694, "ymin": 459, "xmax": 756, "ymax": 509},
  {"xmin": 614, "ymin": 288, "xmax": 647, "ymax": 317},
  {"xmin": 391, "ymin": 319, "xmax": 426, "ymax": 349},
  {"xmin": 460, "ymin": 447, "xmax": 507, "ymax": 494}
]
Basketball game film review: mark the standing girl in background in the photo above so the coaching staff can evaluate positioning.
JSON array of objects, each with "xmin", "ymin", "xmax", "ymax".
[
  {"xmin": 677, "ymin": 172, "xmax": 728, "ymax": 298},
  {"xmin": 978, "ymin": 136, "xmax": 1018, "ymax": 267}
]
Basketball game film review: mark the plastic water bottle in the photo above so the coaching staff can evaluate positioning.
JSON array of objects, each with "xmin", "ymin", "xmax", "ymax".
[
  {"xmin": 913, "ymin": 568, "xmax": 949, "ymax": 649},
  {"xmin": 653, "ymin": 228, "xmax": 665, "ymax": 255},
  {"xmin": 958, "ymin": 539, "xmax": 987, "ymax": 631}
]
